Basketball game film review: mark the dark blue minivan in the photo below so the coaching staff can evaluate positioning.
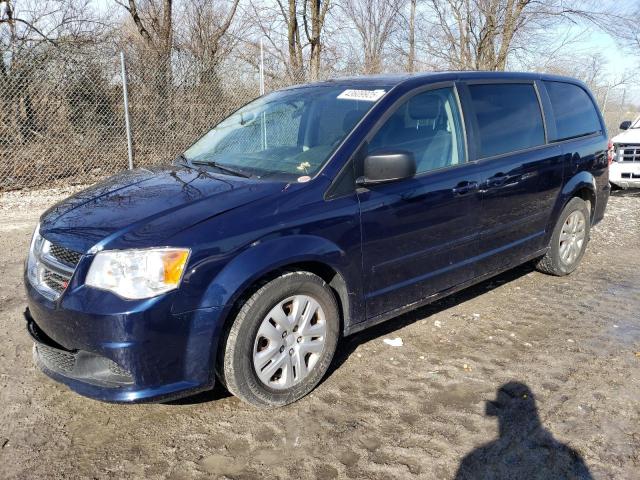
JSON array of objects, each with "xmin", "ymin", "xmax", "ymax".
[{"xmin": 25, "ymin": 72, "xmax": 610, "ymax": 407}]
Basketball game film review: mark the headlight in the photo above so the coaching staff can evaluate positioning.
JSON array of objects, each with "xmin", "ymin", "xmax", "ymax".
[
  {"xmin": 26, "ymin": 223, "xmax": 43, "ymax": 283},
  {"xmin": 86, "ymin": 248, "xmax": 190, "ymax": 300}
]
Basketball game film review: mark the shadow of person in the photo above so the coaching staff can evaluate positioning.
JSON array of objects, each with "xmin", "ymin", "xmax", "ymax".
[{"xmin": 455, "ymin": 382, "xmax": 593, "ymax": 480}]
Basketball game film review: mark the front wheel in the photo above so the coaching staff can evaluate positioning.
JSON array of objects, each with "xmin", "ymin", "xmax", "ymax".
[
  {"xmin": 220, "ymin": 271, "xmax": 339, "ymax": 408},
  {"xmin": 536, "ymin": 197, "xmax": 591, "ymax": 276}
]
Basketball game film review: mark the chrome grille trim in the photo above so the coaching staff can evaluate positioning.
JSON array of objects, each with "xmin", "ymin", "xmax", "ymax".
[
  {"xmin": 43, "ymin": 270, "xmax": 69, "ymax": 293},
  {"xmin": 28, "ymin": 235, "xmax": 82, "ymax": 300}
]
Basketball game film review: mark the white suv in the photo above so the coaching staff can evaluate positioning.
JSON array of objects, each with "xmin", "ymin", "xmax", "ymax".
[{"xmin": 610, "ymin": 116, "xmax": 640, "ymax": 189}]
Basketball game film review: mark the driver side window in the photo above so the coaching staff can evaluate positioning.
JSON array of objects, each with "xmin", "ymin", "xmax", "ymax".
[{"xmin": 369, "ymin": 87, "xmax": 466, "ymax": 174}]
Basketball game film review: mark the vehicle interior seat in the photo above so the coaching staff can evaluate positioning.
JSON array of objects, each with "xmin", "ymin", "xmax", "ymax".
[{"xmin": 371, "ymin": 94, "xmax": 453, "ymax": 172}]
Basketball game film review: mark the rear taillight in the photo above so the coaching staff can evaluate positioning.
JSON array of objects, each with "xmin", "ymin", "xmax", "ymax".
[{"xmin": 607, "ymin": 140, "xmax": 615, "ymax": 165}]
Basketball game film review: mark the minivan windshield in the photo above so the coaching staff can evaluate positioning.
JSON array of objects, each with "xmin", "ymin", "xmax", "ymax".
[
  {"xmin": 183, "ymin": 85, "xmax": 387, "ymax": 179},
  {"xmin": 631, "ymin": 116, "xmax": 640, "ymax": 129}
]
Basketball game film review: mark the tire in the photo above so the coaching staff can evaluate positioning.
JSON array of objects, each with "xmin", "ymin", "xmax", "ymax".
[
  {"xmin": 220, "ymin": 271, "xmax": 339, "ymax": 408},
  {"xmin": 536, "ymin": 197, "xmax": 591, "ymax": 276}
]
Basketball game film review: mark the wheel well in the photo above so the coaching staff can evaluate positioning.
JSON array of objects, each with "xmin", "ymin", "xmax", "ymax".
[
  {"xmin": 574, "ymin": 187, "xmax": 594, "ymax": 221},
  {"xmin": 225, "ymin": 261, "xmax": 349, "ymax": 337},
  {"xmin": 289, "ymin": 262, "xmax": 349, "ymax": 334}
]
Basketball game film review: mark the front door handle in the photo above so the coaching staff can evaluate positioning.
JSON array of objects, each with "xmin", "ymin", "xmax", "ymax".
[{"xmin": 452, "ymin": 181, "xmax": 479, "ymax": 196}]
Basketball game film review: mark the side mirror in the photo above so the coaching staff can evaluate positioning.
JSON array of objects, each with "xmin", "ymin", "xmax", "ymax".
[
  {"xmin": 240, "ymin": 111, "xmax": 257, "ymax": 125},
  {"xmin": 356, "ymin": 150, "xmax": 416, "ymax": 186},
  {"xmin": 620, "ymin": 120, "xmax": 632, "ymax": 131}
]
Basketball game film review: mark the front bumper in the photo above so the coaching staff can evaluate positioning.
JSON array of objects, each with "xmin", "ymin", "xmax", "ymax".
[
  {"xmin": 610, "ymin": 162, "xmax": 640, "ymax": 189},
  {"xmin": 25, "ymin": 278, "xmax": 224, "ymax": 403}
]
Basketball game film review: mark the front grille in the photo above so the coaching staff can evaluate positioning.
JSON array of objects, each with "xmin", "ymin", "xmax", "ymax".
[
  {"xmin": 30, "ymin": 326, "xmax": 135, "ymax": 386},
  {"xmin": 617, "ymin": 144, "xmax": 640, "ymax": 162},
  {"xmin": 49, "ymin": 243, "xmax": 82, "ymax": 267},
  {"xmin": 27, "ymin": 233, "xmax": 81, "ymax": 300},
  {"xmin": 36, "ymin": 343, "xmax": 76, "ymax": 373},
  {"xmin": 43, "ymin": 270, "xmax": 69, "ymax": 293}
]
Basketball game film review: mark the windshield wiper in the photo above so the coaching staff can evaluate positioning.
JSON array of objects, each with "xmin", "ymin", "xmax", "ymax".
[
  {"xmin": 188, "ymin": 159, "xmax": 252, "ymax": 178},
  {"xmin": 174, "ymin": 153, "xmax": 189, "ymax": 166}
]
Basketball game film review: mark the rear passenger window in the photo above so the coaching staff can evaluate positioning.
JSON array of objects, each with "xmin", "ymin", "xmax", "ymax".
[
  {"xmin": 468, "ymin": 83, "xmax": 545, "ymax": 158},
  {"xmin": 544, "ymin": 81, "xmax": 602, "ymax": 141}
]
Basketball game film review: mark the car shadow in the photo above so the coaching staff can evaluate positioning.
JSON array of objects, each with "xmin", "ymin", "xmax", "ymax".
[
  {"xmin": 166, "ymin": 382, "xmax": 232, "ymax": 405},
  {"xmin": 454, "ymin": 382, "xmax": 593, "ymax": 479},
  {"xmin": 324, "ymin": 261, "xmax": 536, "ymax": 381},
  {"xmin": 174, "ymin": 261, "xmax": 535, "ymax": 405}
]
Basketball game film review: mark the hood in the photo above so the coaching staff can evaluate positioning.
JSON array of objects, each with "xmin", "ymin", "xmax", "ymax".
[
  {"xmin": 611, "ymin": 128, "xmax": 640, "ymax": 145},
  {"xmin": 40, "ymin": 165, "xmax": 285, "ymax": 252}
]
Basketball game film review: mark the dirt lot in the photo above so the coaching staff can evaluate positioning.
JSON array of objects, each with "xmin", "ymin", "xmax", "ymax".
[{"xmin": 0, "ymin": 187, "xmax": 638, "ymax": 480}]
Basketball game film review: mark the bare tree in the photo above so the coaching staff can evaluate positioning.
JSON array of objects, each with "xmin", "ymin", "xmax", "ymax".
[
  {"xmin": 1, "ymin": 0, "xmax": 103, "ymax": 57},
  {"xmin": 117, "ymin": 0, "xmax": 174, "ymax": 102},
  {"xmin": 177, "ymin": 0, "xmax": 241, "ymax": 85},
  {"xmin": 421, "ymin": 0, "xmax": 618, "ymax": 71},
  {"xmin": 407, "ymin": 0, "xmax": 416, "ymax": 72},
  {"xmin": 120, "ymin": 0, "xmax": 173, "ymax": 57},
  {"xmin": 607, "ymin": 4, "xmax": 640, "ymax": 55},
  {"xmin": 303, "ymin": 0, "xmax": 331, "ymax": 80},
  {"xmin": 250, "ymin": 0, "xmax": 332, "ymax": 82},
  {"xmin": 1, "ymin": 0, "xmax": 106, "ymax": 142},
  {"xmin": 340, "ymin": 0, "xmax": 403, "ymax": 74},
  {"xmin": 278, "ymin": 0, "xmax": 304, "ymax": 79}
]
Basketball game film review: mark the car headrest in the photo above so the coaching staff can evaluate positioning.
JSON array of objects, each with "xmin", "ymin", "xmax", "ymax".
[
  {"xmin": 343, "ymin": 110, "xmax": 363, "ymax": 132},
  {"xmin": 408, "ymin": 95, "xmax": 442, "ymax": 120}
]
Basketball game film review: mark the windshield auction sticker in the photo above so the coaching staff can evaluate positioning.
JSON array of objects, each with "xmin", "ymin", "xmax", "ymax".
[{"xmin": 337, "ymin": 89, "xmax": 386, "ymax": 102}]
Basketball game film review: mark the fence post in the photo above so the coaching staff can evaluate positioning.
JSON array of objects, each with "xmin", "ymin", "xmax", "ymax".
[
  {"xmin": 259, "ymin": 38, "xmax": 267, "ymax": 149},
  {"xmin": 120, "ymin": 51, "xmax": 134, "ymax": 170},
  {"xmin": 259, "ymin": 38, "xmax": 265, "ymax": 96}
]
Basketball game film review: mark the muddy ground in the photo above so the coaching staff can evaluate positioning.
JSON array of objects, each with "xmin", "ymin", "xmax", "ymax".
[{"xmin": 0, "ymin": 187, "xmax": 638, "ymax": 479}]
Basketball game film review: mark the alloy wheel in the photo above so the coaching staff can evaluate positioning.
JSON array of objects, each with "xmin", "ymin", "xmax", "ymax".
[{"xmin": 559, "ymin": 210, "xmax": 586, "ymax": 265}]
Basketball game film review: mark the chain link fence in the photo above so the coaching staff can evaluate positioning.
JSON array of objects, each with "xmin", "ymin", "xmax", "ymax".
[
  {"xmin": 0, "ymin": 46, "xmax": 636, "ymax": 192},
  {"xmin": 0, "ymin": 47, "xmax": 297, "ymax": 191}
]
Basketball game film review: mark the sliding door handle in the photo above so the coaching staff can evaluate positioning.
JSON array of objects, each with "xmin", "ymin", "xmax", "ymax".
[
  {"xmin": 484, "ymin": 172, "xmax": 521, "ymax": 189},
  {"xmin": 452, "ymin": 181, "xmax": 479, "ymax": 196}
]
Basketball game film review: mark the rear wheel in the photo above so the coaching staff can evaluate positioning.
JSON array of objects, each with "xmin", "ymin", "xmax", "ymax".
[
  {"xmin": 220, "ymin": 271, "xmax": 339, "ymax": 408},
  {"xmin": 536, "ymin": 197, "xmax": 590, "ymax": 276}
]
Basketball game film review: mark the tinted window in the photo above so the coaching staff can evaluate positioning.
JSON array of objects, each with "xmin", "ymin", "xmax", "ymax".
[
  {"xmin": 468, "ymin": 83, "xmax": 545, "ymax": 158},
  {"xmin": 544, "ymin": 81, "xmax": 602, "ymax": 141},
  {"xmin": 369, "ymin": 87, "xmax": 466, "ymax": 174}
]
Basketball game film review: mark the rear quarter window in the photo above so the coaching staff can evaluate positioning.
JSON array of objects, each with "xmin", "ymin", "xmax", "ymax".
[
  {"xmin": 468, "ymin": 83, "xmax": 545, "ymax": 158},
  {"xmin": 543, "ymin": 81, "xmax": 602, "ymax": 141}
]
